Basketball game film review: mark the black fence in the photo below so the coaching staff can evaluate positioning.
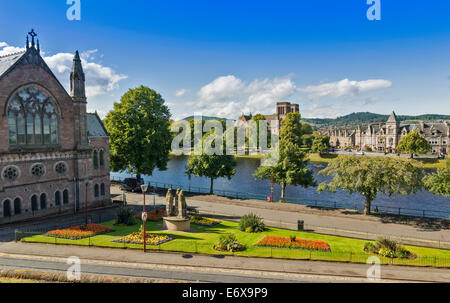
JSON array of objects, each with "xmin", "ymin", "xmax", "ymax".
[
  {"xmin": 14, "ymin": 212, "xmax": 117, "ymax": 242},
  {"xmin": 111, "ymin": 176, "xmax": 450, "ymax": 220}
]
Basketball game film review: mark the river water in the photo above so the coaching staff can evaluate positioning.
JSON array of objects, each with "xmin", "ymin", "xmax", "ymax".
[{"xmin": 111, "ymin": 156, "xmax": 450, "ymax": 219}]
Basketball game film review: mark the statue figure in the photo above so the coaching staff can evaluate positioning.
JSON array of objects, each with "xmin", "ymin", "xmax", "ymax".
[
  {"xmin": 177, "ymin": 190, "xmax": 187, "ymax": 218},
  {"xmin": 165, "ymin": 189, "xmax": 174, "ymax": 216}
]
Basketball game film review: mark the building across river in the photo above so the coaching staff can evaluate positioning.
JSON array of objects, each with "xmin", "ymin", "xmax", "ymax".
[{"xmin": 324, "ymin": 111, "xmax": 449, "ymax": 154}]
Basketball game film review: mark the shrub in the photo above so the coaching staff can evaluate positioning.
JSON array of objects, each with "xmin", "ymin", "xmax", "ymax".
[
  {"xmin": 290, "ymin": 235, "xmax": 297, "ymax": 242},
  {"xmin": 214, "ymin": 233, "xmax": 245, "ymax": 252},
  {"xmin": 364, "ymin": 238, "xmax": 413, "ymax": 259},
  {"xmin": 379, "ymin": 248, "xmax": 396, "ymax": 258},
  {"xmin": 116, "ymin": 206, "xmax": 136, "ymax": 226},
  {"xmin": 239, "ymin": 213, "xmax": 265, "ymax": 233},
  {"xmin": 365, "ymin": 146, "xmax": 372, "ymax": 152},
  {"xmin": 395, "ymin": 246, "xmax": 412, "ymax": 259},
  {"xmin": 376, "ymin": 238, "xmax": 399, "ymax": 252},
  {"xmin": 364, "ymin": 242, "xmax": 376, "ymax": 253}
]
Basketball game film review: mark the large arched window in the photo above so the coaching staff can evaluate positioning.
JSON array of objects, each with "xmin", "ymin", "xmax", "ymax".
[
  {"xmin": 3, "ymin": 200, "xmax": 11, "ymax": 218},
  {"xmin": 99, "ymin": 150, "xmax": 105, "ymax": 167},
  {"xmin": 7, "ymin": 86, "xmax": 58, "ymax": 146},
  {"xmin": 100, "ymin": 183, "xmax": 105, "ymax": 196},
  {"xmin": 31, "ymin": 195, "xmax": 38, "ymax": 211},
  {"xmin": 63, "ymin": 190, "xmax": 69, "ymax": 204},
  {"xmin": 40, "ymin": 193, "xmax": 47, "ymax": 210},
  {"xmin": 93, "ymin": 150, "xmax": 99, "ymax": 169},
  {"xmin": 55, "ymin": 191, "xmax": 61, "ymax": 206},
  {"xmin": 94, "ymin": 184, "xmax": 99, "ymax": 198},
  {"xmin": 14, "ymin": 198, "xmax": 21, "ymax": 215}
]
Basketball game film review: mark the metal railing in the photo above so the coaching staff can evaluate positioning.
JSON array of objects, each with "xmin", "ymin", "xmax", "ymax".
[
  {"xmin": 14, "ymin": 212, "xmax": 116, "ymax": 242},
  {"xmin": 111, "ymin": 176, "xmax": 450, "ymax": 220}
]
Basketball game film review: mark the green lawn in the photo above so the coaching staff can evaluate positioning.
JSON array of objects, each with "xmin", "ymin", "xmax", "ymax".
[{"xmin": 21, "ymin": 218, "xmax": 450, "ymax": 268}]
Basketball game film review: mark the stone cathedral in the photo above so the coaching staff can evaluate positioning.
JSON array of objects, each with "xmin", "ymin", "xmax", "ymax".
[{"xmin": 0, "ymin": 30, "xmax": 111, "ymax": 224}]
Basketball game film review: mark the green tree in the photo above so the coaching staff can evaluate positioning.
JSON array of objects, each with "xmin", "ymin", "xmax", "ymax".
[
  {"xmin": 279, "ymin": 112, "xmax": 303, "ymax": 147},
  {"xmin": 104, "ymin": 86, "xmax": 172, "ymax": 179},
  {"xmin": 185, "ymin": 132, "xmax": 237, "ymax": 194},
  {"xmin": 424, "ymin": 158, "xmax": 450, "ymax": 197},
  {"xmin": 397, "ymin": 130, "xmax": 431, "ymax": 158},
  {"xmin": 311, "ymin": 132, "xmax": 330, "ymax": 155},
  {"xmin": 254, "ymin": 141, "xmax": 316, "ymax": 202},
  {"xmin": 318, "ymin": 156, "xmax": 424, "ymax": 215}
]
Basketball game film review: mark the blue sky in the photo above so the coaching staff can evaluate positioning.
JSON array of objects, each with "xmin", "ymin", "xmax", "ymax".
[{"xmin": 0, "ymin": 0, "xmax": 449, "ymax": 120}]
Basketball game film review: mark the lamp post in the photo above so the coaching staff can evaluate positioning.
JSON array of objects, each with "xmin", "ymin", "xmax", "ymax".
[
  {"xmin": 270, "ymin": 174, "xmax": 274, "ymax": 203},
  {"xmin": 140, "ymin": 184, "xmax": 149, "ymax": 253},
  {"xmin": 85, "ymin": 182, "xmax": 89, "ymax": 225}
]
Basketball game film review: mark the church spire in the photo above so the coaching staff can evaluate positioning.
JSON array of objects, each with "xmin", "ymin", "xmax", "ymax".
[{"xmin": 70, "ymin": 50, "xmax": 86, "ymax": 102}]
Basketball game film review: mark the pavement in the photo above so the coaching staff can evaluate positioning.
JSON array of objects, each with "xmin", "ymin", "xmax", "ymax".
[{"xmin": 112, "ymin": 186, "xmax": 450, "ymax": 249}]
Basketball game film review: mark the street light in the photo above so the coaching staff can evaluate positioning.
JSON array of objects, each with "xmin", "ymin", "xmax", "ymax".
[{"xmin": 140, "ymin": 184, "xmax": 149, "ymax": 252}]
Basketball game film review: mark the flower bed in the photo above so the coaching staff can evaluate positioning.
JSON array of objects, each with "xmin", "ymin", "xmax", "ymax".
[
  {"xmin": 256, "ymin": 235, "xmax": 331, "ymax": 252},
  {"xmin": 190, "ymin": 215, "xmax": 221, "ymax": 227},
  {"xmin": 112, "ymin": 232, "xmax": 173, "ymax": 245},
  {"xmin": 46, "ymin": 224, "xmax": 113, "ymax": 240},
  {"xmin": 134, "ymin": 209, "xmax": 166, "ymax": 221}
]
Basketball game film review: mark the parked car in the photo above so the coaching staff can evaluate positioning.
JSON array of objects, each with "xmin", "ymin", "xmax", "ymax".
[{"xmin": 120, "ymin": 178, "xmax": 144, "ymax": 192}]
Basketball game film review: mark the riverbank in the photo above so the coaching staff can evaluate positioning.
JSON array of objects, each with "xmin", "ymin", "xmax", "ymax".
[{"xmin": 170, "ymin": 152, "xmax": 446, "ymax": 169}]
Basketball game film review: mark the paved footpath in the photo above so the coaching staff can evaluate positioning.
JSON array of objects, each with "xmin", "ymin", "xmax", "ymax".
[
  {"xmin": 0, "ymin": 242, "xmax": 449, "ymax": 282},
  {"xmin": 112, "ymin": 186, "xmax": 450, "ymax": 249}
]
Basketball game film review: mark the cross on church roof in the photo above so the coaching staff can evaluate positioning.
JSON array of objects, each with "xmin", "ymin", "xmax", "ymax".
[{"xmin": 28, "ymin": 29, "xmax": 37, "ymax": 38}]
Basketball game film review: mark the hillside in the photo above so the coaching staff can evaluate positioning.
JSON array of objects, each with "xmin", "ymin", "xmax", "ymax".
[{"xmin": 303, "ymin": 112, "xmax": 450, "ymax": 128}]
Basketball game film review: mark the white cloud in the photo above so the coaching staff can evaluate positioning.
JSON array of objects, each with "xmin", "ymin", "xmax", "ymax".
[
  {"xmin": 302, "ymin": 103, "xmax": 344, "ymax": 119},
  {"xmin": 45, "ymin": 51, "xmax": 127, "ymax": 98},
  {"xmin": 189, "ymin": 75, "xmax": 297, "ymax": 119},
  {"xmin": 197, "ymin": 75, "xmax": 245, "ymax": 104},
  {"xmin": 0, "ymin": 42, "xmax": 127, "ymax": 98},
  {"xmin": 0, "ymin": 42, "xmax": 25, "ymax": 56},
  {"xmin": 175, "ymin": 89, "xmax": 189, "ymax": 97},
  {"xmin": 300, "ymin": 78, "xmax": 392, "ymax": 99}
]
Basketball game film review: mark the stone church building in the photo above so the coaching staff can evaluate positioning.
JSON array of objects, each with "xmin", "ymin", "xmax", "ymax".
[
  {"xmin": 0, "ymin": 31, "xmax": 111, "ymax": 224},
  {"xmin": 236, "ymin": 102, "xmax": 299, "ymax": 134}
]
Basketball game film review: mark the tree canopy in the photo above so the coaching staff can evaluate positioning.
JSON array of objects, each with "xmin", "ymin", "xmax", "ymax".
[
  {"xmin": 254, "ymin": 112, "xmax": 315, "ymax": 201},
  {"xmin": 254, "ymin": 140, "xmax": 316, "ymax": 201},
  {"xmin": 424, "ymin": 158, "xmax": 450, "ymax": 197},
  {"xmin": 318, "ymin": 156, "xmax": 424, "ymax": 215},
  {"xmin": 397, "ymin": 130, "xmax": 431, "ymax": 158},
  {"xmin": 311, "ymin": 132, "xmax": 330, "ymax": 154},
  {"xmin": 104, "ymin": 86, "xmax": 172, "ymax": 178},
  {"xmin": 185, "ymin": 131, "xmax": 237, "ymax": 194},
  {"xmin": 279, "ymin": 112, "xmax": 303, "ymax": 147}
]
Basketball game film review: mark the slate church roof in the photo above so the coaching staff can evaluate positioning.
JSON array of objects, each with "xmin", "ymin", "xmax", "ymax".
[
  {"xmin": 0, "ymin": 51, "xmax": 26, "ymax": 77},
  {"xmin": 87, "ymin": 113, "xmax": 109, "ymax": 138}
]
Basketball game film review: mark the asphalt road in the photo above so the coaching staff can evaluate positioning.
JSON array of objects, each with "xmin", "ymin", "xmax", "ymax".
[{"xmin": 0, "ymin": 255, "xmax": 380, "ymax": 283}]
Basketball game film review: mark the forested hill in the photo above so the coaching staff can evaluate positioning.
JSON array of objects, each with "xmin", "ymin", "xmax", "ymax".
[{"xmin": 303, "ymin": 112, "xmax": 450, "ymax": 128}]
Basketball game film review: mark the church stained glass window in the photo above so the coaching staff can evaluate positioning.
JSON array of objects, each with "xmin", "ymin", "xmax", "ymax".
[{"xmin": 7, "ymin": 86, "xmax": 58, "ymax": 146}]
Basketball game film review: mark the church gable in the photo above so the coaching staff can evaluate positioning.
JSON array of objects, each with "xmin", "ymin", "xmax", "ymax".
[{"xmin": 0, "ymin": 30, "xmax": 84, "ymax": 152}]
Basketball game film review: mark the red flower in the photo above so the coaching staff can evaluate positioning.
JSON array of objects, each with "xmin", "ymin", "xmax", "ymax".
[{"xmin": 256, "ymin": 235, "xmax": 330, "ymax": 252}]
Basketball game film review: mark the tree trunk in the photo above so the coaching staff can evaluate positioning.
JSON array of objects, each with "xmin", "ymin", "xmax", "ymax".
[
  {"xmin": 280, "ymin": 183, "xmax": 286, "ymax": 202},
  {"xmin": 210, "ymin": 178, "xmax": 214, "ymax": 195},
  {"xmin": 364, "ymin": 197, "xmax": 372, "ymax": 215}
]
